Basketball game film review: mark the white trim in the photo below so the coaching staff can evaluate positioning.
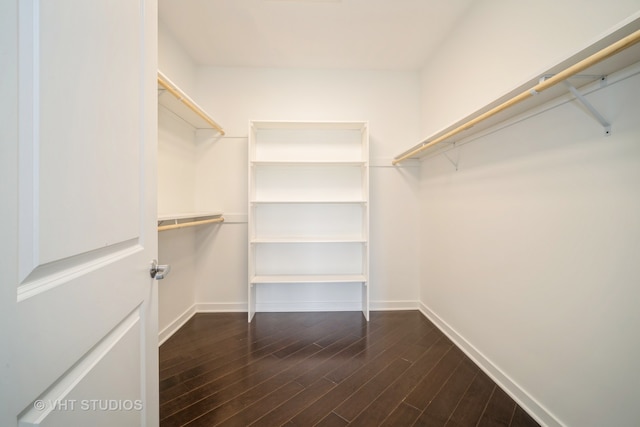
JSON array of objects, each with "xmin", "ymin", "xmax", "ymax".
[
  {"xmin": 370, "ymin": 300, "xmax": 420, "ymax": 311},
  {"xmin": 198, "ymin": 300, "xmax": 419, "ymax": 313},
  {"xmin": 418, "ymin": 302, "xmax": 563, "ymax": 427},
  {"xmin": 158, "ymin": 304, "xmax": 196, "ymax": 346},
  {"xmin": 255, "ymin": 301, "xmax": 362, "ymax": 312},
  {"xmin": 159, "ymin": 301, "xmax": 421, "ymax": 344},
  {"xmin": 195, "ymin": 302, "xmax": 247, "ymax": 313}
]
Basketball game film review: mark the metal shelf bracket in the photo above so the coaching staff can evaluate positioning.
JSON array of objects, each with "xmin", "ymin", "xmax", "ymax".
[
  {"xmin": 443, "ymin": 142, "xmax": 460, "ymax": 171},
  {"xmin": 563, "ymin": 79, "xmax": 611, "ymax": 136}
]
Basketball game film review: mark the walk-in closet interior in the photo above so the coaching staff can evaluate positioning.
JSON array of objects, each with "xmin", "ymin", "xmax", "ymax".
[{"xmin": 156, "ymin": 1, "xmax": 640, "ymax": 426}]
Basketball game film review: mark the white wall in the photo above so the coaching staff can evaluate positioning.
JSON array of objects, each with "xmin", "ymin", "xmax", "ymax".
[
  {"xmin": 157, "ymin": 108, "xmax": 198, "ymax": 341},
  {"xmin": 157, "ymin": 108, "xmax": 197, "ymax": 215},
  {"xmin": 420, "ymin": 0, "xmax": 640, "ymax": 138},
  {"xmin": 193, "ymin": 67, "xmax": 422, "ymax": 312},
  {"xmin": 157, "ymin": 20, "xmax": 200, "ymax": 340},
  {"xmin": 158, "ymin": 18, "xmax": 197, "ymax": 95},
  {"xmin": 418, "ymin": 2, "xmax": 640, "ymax": 426}
]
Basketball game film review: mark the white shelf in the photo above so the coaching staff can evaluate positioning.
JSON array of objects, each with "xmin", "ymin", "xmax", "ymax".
[
  {"xmin": 251, "ymin": 200, "xmax": 367, "ymax": 204},
  {"xmin": 250, "ymin": 120, "xmax": 368, "ymax": 130},
  {"xmin": 251, "ymin": 160, "xmax": 366, "ymax": 166},
  {"xmin": 157, "ymin": 211, "xmax": 224, "ymax": 232},
  {"xmin": 158, "ymin": 211, "xmax": 223, "ymax": 222},
  {"xmin": 250, "ymin": 121, "xmax": 366, "ymax": 163},
  {"xmin": 251, "ymin": 237, "xmax": 366, "ymax": 244},
  {"xmin": 251, "ymin": 274, "xmax": 367, "ymax": 284},
  {"xmin": 248, "ymin": 120, "xmax": 369, "ymax": 322},
  {"xmin": 393, "ymin": 20, "xmax": 640, "ymax": 163},
  {"xmin": 157, "ymin": 70, "xmax": 225, "ymax": 134}
]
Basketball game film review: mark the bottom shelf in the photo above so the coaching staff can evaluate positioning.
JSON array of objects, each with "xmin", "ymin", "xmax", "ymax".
[
  {"xmin": 248, "ymin": 276, "xmax": 370, "ymax": 323},
  {"xmin": 250, "ymin": 274, "xmax": 367, "ymax": 284}
]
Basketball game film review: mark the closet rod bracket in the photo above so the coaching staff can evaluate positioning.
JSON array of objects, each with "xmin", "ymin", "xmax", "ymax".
[
  {"xmin": 539, "ymin": 74, "xmax": 611, "ymax": 136},
  {"xmin": 562, "ymin": 81, "xmax": 611, "ymax": 136},
  {"xmin": 443, "ymin": 142, "xmax": 460, "ymax": 171}
]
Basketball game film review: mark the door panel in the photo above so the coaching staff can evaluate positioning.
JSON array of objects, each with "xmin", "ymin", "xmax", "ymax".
[
  {"xmin": 19, "ymin": 0, "xmax": 143, "ymax": 279},
  {"xmin": 4, "ymin": 0, "xmax": 158, "ymax": 425},
  {"xmin": 18, "ymin": 308, "xmax": 143, "ymax": 427},
  {"xmin": 14, "ymin": 260, "xmax": 147, "ymax": 413}
]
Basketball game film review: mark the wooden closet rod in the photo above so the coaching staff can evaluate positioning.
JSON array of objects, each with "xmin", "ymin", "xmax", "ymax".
[
  {"xmin": 157, "ymin": 72, "xmax": 226, "ymax": 135},
  {"xmin": 157, "ymin": 217, "xmax": 225, "ymax": 232},
  {"xmin": 392, "ymin": 28, "xmax": 640, "ymax": 165}
]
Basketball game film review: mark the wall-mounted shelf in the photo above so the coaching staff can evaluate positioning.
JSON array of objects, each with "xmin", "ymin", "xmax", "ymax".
[
  {"xmin": 157, "ymin": 70, "xmax": 225, "ymax": 135},
  {"xmin": 250, "ymin": 200, "xmax": 367, "ymax": 204},
  {"xmin": 251, "ymin": 274, "xmax": 368, "ymax": 284},
  {"xmin": 251, "ymin": 160, "xmax": 367, "ymax": 166},
  {"xmin": 157, "ymin": 211, "xmax": 224, "ymax": 232},
  {"xmin": 393, "ymin": 22, "xmax": 640, "ymax": 165},
  {"xmin": 251, "ymin": 237, "xmax": 367, "ymax": 243}
]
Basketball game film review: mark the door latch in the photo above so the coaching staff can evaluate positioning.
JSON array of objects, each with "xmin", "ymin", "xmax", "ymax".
[{"xmin": 150, "ymin": 259, "xmax": 171, "ymax": 280}]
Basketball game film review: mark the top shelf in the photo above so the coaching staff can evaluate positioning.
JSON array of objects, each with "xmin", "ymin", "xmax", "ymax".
[
  {"xmin": 157, "ymin": 70, "xmax": 225, "ymax": 135},
  {"xmin": 393, "ymin": 20, "xmax": 640, "ymax": 164},
  {"xmin": 250, "ymin": 121, "xmax": 368, "ymax": 131},
  {"xmin": 249, "ymin": 121, "xmax": 369, "ymax": 163},
  {"xmin": 251, "ymin": 160, "xmax": 366, "ymax": 166}
]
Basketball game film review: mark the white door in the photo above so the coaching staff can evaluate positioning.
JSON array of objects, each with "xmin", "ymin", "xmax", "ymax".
[{"xmin": 0, "ymin": 1, "xmax": 158, "ymax": 426}]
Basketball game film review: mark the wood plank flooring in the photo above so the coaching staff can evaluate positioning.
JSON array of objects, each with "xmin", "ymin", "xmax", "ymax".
[{"xmin": 159, "ymin": 311, "xmax": 540, "ymax": 427}]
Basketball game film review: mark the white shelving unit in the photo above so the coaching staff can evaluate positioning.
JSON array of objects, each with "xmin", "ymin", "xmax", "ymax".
[{"xmin": 248, "ymin": 121, "xmax": 369, "ymax": 322}]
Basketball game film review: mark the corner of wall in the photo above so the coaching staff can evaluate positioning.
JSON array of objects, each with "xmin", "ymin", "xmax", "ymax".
[
  {"xmin": 417, "ymin": 302, "xmax": 562, "ymax": 427},
  {"xmin": 158, "ymin": 303, "xmax": 197, "ymax": 346},
  {"xmin": 158, "ymin": 17, "xmax": 197, "ymax": 94}
]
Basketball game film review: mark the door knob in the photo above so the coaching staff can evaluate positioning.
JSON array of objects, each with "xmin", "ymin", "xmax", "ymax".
[{"xmin": 150, "ymin": 259, "xmax": 171, "ymax": 280}]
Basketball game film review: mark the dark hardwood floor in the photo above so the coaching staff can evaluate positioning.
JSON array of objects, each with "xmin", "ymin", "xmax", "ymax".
[{"xmin": 159, "ymin": 311, "xmax": 540, "ymax": 427}]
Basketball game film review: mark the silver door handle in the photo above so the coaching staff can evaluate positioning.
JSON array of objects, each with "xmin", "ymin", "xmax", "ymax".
[{"xmin": 150, "ymin": 259, "xmax": 171, "ymax": 280}]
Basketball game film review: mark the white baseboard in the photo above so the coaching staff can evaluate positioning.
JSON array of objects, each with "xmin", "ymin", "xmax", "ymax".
[
  {"xmin": 253, "ymin": 300, "xmax": 420, "ymax": 313},
  {"xmin": 195, "ymin": 302, "xmax": 247, "ymax": 312},
  {"xmin": 418, "ymin": 302, "xmax": 562, "ymax": 427},
  {"xmin": 158, "ymin": 304, "xmax": 197, "ymax": 346},
  {"xmin": 158, "ymin": 303, "xmax": 245, "ymax": 346},
  {"xmin": 158, "ymin": 300, "xmax": 421, "ymax": 344},
  {"xmin": 370, "ymin": 300, "xmax": 420, "ymax": 311}
]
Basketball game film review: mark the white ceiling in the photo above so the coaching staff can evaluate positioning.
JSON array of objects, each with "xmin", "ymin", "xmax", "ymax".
[{"xmin": 158, "ymin": 0, "xmax": 474, "ymax": 70}]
